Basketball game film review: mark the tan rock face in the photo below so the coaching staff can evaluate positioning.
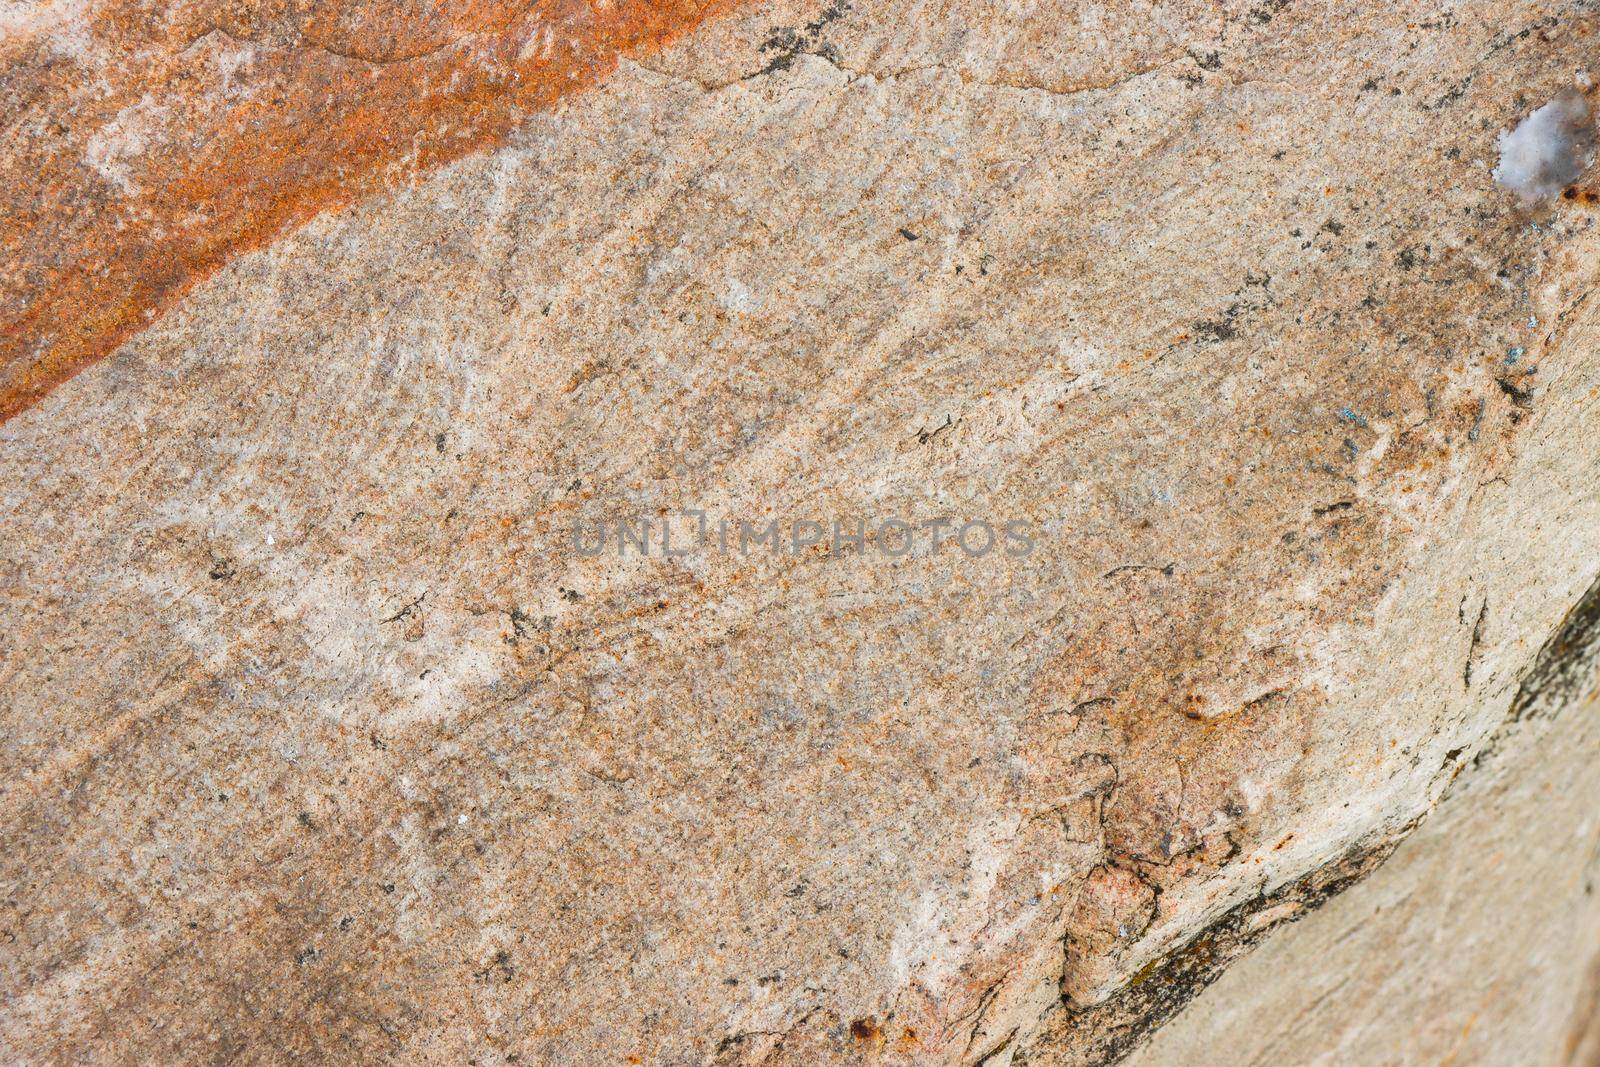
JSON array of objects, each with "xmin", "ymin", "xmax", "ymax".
[
  {"xmin": 3, "ymin": 0, "xmax": 1600, "ymax": 1064},
  {"xmin": 0, "ymin": 0, "xmax": 738, "ymax": 421},
  {"xmin": 1118, "ymin": 617, "xmax": 1600, "ymax": 1067}
]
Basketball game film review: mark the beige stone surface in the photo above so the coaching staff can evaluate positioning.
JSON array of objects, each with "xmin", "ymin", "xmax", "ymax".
[
  {"xmin": 5, "ymin": 0, "xmax": 1600, "ymax": 1063},
  {"xmin": 1021, "ymin": 574, "xmax": 1600, "ymax": 1065},
  {"xmin": 1113, "ymin": 640, "xmax": 1600, "ymax": 1067}
]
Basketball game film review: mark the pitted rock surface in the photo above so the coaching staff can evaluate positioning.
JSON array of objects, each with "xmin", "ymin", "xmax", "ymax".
[{"xmin": 4, "ymin": 0, "xmax": 1600, "ymax": 1063}]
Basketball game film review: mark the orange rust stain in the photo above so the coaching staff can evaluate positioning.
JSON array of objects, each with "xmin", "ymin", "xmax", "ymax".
[{"xmin": 0, "ymin": 0, "xmax": 748, "ymax": 424}]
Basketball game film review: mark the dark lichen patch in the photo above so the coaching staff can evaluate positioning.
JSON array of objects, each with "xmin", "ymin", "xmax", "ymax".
[
  {"xmin": 505, "ymin": 607, "xmax": 545, "ymax": 646},
  {"xmin": 1017, "ymin": 822, "xmax": 1418, "ymax": 1066},
  {"xmin": 1494, "ymin": 373, "xmax": 1535, "ymax": 425},
  {"xmin": 1396, "ymin": 245, "xmax": 1425, "ymax": 271},
  {"xmin": 1191, "ymin": 316, "xmax": 1237, "ymax": 345},
  {"xmin": 472, "ymin": 949, "xmax": 516, "ymax": 984},
  {"xmin": 758, "ymin": 0, "xmax": 851, "ymax": 74},
  {"xmin": 1508, "ymin": 571, "xmax": 1600, "ymax": 722}
]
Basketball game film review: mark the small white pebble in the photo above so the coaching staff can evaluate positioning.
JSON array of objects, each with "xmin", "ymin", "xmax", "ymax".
[{"xmin": 1494, "ymin": 90, "xmax": 1596, "ymax": 203}]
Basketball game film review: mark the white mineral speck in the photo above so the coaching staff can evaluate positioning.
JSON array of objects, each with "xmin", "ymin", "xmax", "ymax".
[{"xmin": 1493, "ymin": 90, "xmax": 1596, "ymax": 203}]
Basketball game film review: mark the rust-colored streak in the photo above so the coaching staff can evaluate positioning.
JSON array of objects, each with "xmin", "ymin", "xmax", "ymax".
[{"xmin": 0, "ymin": 0, "xmax": 744, "ymax": 424}]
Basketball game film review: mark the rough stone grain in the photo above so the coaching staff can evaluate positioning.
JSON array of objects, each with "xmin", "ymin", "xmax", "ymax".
[{"xmin": 4, "ymin": 0, "xmax": 1600, "ymax": 1063}]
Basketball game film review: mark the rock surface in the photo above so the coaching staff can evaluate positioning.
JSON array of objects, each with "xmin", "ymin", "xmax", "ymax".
[
  {"xmin": 4, "ymin": 0, "xmax": 1600, "ymax": 1063},
  {"xmin": 1114, "ymin": 585, "xmax": 1600, "ymax": 1067},
  {"xmin": 0, "ymin": 0, "xmax": 736, "ymax": 421}
]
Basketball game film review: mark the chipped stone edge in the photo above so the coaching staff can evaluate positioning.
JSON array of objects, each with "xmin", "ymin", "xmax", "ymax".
[{"xmin": 1012, "ymin": 569, "xmax": 1600, "ymax": 1067}]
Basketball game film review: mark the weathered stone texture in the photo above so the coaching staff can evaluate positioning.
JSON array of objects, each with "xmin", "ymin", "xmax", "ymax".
[
  {"xmin": 0, "ymin": 0, "xmax": 736, "ymax": 421},
  {"xmin": 4, "ymin": 0, "xmax": 1600, "ymax": 1063}
]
